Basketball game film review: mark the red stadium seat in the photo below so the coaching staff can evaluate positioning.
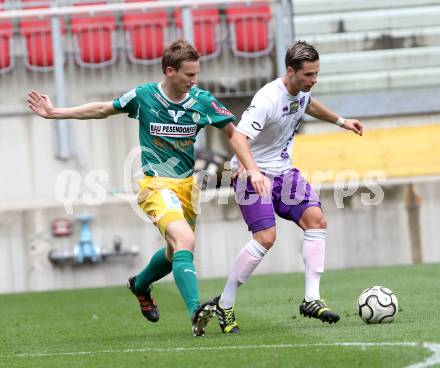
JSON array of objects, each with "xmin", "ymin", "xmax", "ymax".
[
  {"xmin": 175, "ymin": 8, "xmax": 221, "ymax": 59},
  {"xmin": 71, "ymin": 2, "xmax": 117, "ymax": 67},
  {"xmin": 19, "ymin": 0, "xmax": 65, "ymax": 70},
  {"xmin": 122, "ymin": 0, "xmax": 168, "ymax": 64},
  {"xmin": 0, "ymin": 1, "xmax": 13, "ymax": 72},
  {"xmin": 226, "ymin": 5, "xmax": 272, "ymax": 57}
]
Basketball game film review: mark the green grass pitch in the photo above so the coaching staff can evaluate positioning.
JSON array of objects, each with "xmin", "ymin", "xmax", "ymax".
[{"xmin": 1, "ymin": 263, "xmax": 439, "ymax": 368}]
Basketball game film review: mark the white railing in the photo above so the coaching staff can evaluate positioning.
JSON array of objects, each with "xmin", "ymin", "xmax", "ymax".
[
  {"xmin": 0, "ymin": 0, "xmax": 288, "ymax": 160},
  {"xmin": 0, "ymin": 0, "xmax": 288, "ymax": 108}
]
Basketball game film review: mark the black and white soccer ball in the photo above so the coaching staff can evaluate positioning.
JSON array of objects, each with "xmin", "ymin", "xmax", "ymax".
[{"xmin": 357, "ymin": 286, "xmax": 398, "ymax": 324}]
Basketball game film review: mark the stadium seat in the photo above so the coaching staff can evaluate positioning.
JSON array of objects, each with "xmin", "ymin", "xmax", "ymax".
[
  {"xmin": 0, "ymin": 1, "xmax": 13, "ymax": 72},
  {"xmin": 19, "ymin": 0, "xmax": 64, "ymax": 70},
  {"xmin": 122, "ymin": 0, "xmax": 168, "ymax": 64},
  {"xmin": 71, "ymin": 1, "xmax": 117, "ymax": 67},
  {"xmin": 174, "ymin": 8, "xmax": 221, "ymax": 59},
  {"xmin": 226, "ymin": 4, "xmax": 273, "ymax": 57}
]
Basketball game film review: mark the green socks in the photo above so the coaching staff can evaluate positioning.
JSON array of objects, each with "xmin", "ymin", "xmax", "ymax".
[
  {"xmin": 133, "ymin": 247, "xmax": 172, "ymax": 293},
  {"xmin": 133, "ymin": 248, "xmax": 200, "ymax": 320},
  {"xmin": 172, "ymin": 250, "xmax": 200, "ymax": 319}
]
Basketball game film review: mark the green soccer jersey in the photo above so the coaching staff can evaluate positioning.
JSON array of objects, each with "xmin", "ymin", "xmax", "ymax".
[{"xmin": 113, "ymin": 83, "xmax": 236, "ymax": 178}]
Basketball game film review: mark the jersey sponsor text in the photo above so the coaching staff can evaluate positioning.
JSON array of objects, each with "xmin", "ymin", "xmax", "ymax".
[
  {"xmin": 119, "ymin": 89, "xmax": 136, "ymax": 107},
  {"xmin": 211, "ymin": 101, "xmax": 233, "ymax": 117},
  {"xmin": 150, "ymin": 123, "xmax": 197, "ymax": 137},
  {"xmin": 154, "ymin": 93, "xmax": 170, "ymax": 108}
]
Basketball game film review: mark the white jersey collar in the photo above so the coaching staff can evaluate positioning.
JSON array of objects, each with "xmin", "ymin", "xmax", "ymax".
[
  {"xmin": 276, "ymin": 78, "xmax": 302, "ymax": 100},
  {"xmin": 158, "ymin": 82, "xmax": 190, "ymax": 105}
]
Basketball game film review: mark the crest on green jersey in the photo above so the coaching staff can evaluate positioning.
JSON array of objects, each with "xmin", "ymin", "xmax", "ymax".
[{"xmin": 192, "ymin": 112, "xmax": 201, "ymax": 123}]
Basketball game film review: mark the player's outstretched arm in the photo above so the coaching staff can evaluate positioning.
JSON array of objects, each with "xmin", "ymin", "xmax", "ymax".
[
  {"xmin": 27, "ymin": 90, "xmax": 120, "ymax": 120},
  {"xmin": 222, "ymin": 123, "xmax": 270, "ymax": 197},
  {"xmin": 306, "ymin": 97, "xmax": 363, "ymax": 136}
]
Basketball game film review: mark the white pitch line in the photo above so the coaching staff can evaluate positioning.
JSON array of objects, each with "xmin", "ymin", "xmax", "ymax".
[
  {"xmin": 406, "ymin": 343, "xmax": 440, "ymax": 368},
  {"xmin": 1, "ymin": 342, "xmax": 440, "ymax": 368}
]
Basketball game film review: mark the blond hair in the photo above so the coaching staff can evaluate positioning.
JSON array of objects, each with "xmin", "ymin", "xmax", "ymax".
[{"xmin": 161, "ymin": 39, "xmax": 200, "ymax": 74}]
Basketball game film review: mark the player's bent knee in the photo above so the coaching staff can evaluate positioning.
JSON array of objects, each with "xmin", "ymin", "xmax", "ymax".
[
  {"xmin": 254, "ymin": 228, "xmax": 276, "ymax": 249},
  {"xmin": 165, "ymin": 221, "xmax": 195, "ymax": 251},
  {"xmin": 173, "ymin": 232, "xmax": 195, "ymax": 251},
  {"xmin": 318, "ymin": 217, "xmax": 327, "ymax": 229},
  {"xmin": 303, "ymin": 217, "xmax": 327, "ymax": 230},
  {"xmin": 300, "ymin": 207, "xmax": 327, "ymax": 230}
]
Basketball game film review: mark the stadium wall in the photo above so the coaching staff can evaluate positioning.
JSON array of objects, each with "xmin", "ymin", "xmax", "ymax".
[{"xmin": 0, "ymin": 179, "xmax": 438, "ymax": 294}]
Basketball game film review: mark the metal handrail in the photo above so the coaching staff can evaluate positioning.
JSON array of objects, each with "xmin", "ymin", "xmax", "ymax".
[{"xmin": 0, "ymin": 0, "xmax": 271, "ymax": 19}]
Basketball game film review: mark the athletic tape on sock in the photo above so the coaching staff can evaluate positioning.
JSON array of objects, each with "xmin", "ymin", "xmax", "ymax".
[
  {"xmin": 304, "ymin": 229, "xmax": 326, "ymax": 241},
  {"xmin": 245, "ymin": 239, "xmax": 268, "ymax": 258}
]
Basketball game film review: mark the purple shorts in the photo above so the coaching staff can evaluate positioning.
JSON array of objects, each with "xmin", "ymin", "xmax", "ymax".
[{"xmin": 232, "ymin": 168, "xmax": 321, "ymax": 233}]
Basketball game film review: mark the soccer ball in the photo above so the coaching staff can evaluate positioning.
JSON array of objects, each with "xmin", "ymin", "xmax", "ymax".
[{"xmin": 357, "ymin": 286, "xmax": 398, "ymax": 324}]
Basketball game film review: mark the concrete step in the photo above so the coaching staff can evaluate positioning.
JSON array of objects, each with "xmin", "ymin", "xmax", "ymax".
[
  {"xmin": 319, "ymin": 46, "xmax": 440, "ymax": 74},
  {"xmin": 294, "ymin": 6, "xmax": 440, "ymax": 35},
  {"xmin": 293, "ymin": 0, "xmax": 440, "ymax": 15},
  {"xmin": 314, "ymin": 66, "xmax": 440, "ymax": 94},
  {"xmin": 305, "ymin": 26, "xmax": 440, "ymax": 54},
  {"xmin": 310, "ymin": 87, "xmax": 440, "ymax": 119}
]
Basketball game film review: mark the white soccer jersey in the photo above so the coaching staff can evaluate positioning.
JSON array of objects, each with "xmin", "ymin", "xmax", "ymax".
[{"xmin": 231, "ymin": 78, "xmax": 311, "ymax": 175}]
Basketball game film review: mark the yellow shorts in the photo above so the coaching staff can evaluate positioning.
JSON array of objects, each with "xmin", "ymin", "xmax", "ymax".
[{"xmin": 137, "ymin": 176, "xmax": 199, "ymax": 236}]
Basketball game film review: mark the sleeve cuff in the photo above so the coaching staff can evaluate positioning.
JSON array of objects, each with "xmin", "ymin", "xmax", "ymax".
[{"xmin": 236, "ymin": 125, "xmax": 256, "ymax": 140}]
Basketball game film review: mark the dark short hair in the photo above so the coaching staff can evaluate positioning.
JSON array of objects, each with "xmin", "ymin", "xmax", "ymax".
[
  {"xmin": 161, "ymin": 39, "xmax": 200, "ymax": 74},
  {"xmin": 285, "ymin": 40, "xmax": 319, "ymax": 70}
]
